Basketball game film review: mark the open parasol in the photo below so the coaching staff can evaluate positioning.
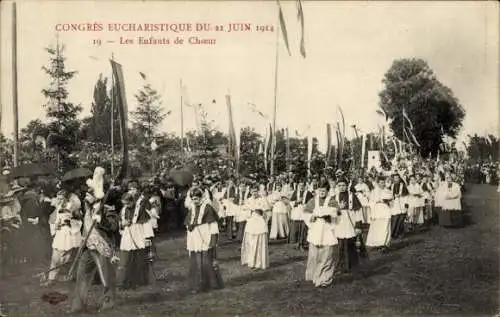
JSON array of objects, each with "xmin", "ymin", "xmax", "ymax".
[
  {"xmin": 168, "ymin": 168, "xmax": 194, "ymax": 186},
  {"xmin": 61, "ymin": 167, "xmax": 92, "ymax": 182},
  {"xmin": 9, "ymin": 162, "xmax": 56, "ymax": 179}
]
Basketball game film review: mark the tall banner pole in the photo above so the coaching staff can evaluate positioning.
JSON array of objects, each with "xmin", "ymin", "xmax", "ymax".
[{"xmin": 12, "ymin": 2, "xmax": 19, "ymax": 167}]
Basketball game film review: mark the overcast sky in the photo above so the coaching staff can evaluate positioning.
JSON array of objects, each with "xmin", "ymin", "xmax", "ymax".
[{"xmin": 1, "ymin": 1, "xmax": 498, "ymax": 143}]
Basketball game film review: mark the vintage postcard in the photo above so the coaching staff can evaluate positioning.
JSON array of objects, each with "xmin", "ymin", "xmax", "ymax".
[{"xmin": 0, "ymin": 1, "xmax": 498, "ymax": 316}]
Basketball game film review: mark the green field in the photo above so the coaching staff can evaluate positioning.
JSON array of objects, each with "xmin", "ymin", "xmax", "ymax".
[{"xmin": 1, "ymin": 184, "xmax": 498, "ymax": 317}]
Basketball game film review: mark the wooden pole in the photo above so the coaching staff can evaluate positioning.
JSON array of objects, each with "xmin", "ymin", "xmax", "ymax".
[
  {"xmin": 110, "ymin": 53, "xmax": 115, "ymax": 176},
  {"xmin": 180, "ymin": 79, "xmax": 184, "ymax": 161},
  {"xmin": 12, "ymin": 2, "xmax": 19, "ymax": 167},
  {"xmin": 270, "ymin": 6, "xmax": 280, "ymax": 177}
]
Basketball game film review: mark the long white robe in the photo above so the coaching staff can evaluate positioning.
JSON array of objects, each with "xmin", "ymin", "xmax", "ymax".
[
  {"xmin": 270, "ymin": 200, "xmax": 290, "ymax": 239},
  {"xmin": 366, "ymin": 187, "xmax": 392, "ymax": 247},
  {"xmin": 440, "ymin": 182, "xmax": 462, "ymax": 211},
  {"xmin": 241, "ymin": 211, "xmax": 269, "ymax": 269},
  {"xmin": 304, "ymin": 195, "xmax": 338, "ymax": 287}
]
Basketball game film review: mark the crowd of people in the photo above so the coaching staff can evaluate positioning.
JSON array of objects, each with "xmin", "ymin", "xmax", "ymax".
[{"xmin": 0, "ymin": 153, "xmax": 497, "ymax": 313}]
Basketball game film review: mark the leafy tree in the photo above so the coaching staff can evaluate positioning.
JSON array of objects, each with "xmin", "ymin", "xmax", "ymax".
[
  {"xmin": 41, "ymin": 42, "xmax": 82, "ymax": 170},
  {"xmin": 80, "ymin": 74, "xmax": 120, "ymax": 146},
  {"xmin": 131, "ymin": 81, "xmax": 167, "ymax": 143},
  {"xmin": 239, "ymin": 127, "xmax": 263, "ymax": 176},
  {"xmin": 41, "ymin": 42, "xmax": 82, "ymax": 146},
  {"xmin": 379, "ymin": 58, "xmax": 465, "ymax": 157},
  {"xmin": 467, "ymin": 134, "xmax": 498, "ymax": 162},
  {"xmin": 19, "ymin": 119, "xmax": 49, "ymax": 163},
  {"xmin": 0, "ymin": 133, "xmax": 13, "ymax": 168}
]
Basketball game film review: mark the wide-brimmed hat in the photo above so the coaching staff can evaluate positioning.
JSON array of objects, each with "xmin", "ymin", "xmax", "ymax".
[{"xmin": 4, "ymin": 183, "xmax": 25, "ymax": 197}]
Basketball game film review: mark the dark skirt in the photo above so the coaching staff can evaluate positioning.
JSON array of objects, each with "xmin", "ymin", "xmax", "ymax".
[
  {"xmin": 235, "ymin": 221, "xmax": 247, "ymax": 242},
  {"xmin": 438, "ymin": 209, "xmax": 464, "ymax": 228},
  {"xmin": 188, "ymin": 248, "xmax": 224, "ymax": 293},
  {"xmin": 336, "ymin": 237, "xmax": 359, "ymax": 273},
  {"xmin": 299, "ymin": 222, "xmax": 309, "ymax": 248},
  {"xmin": 119, "ymin": 249, "xmax": 149, "ymax": 289},
  {"xmin": 226, "ymin": 216, "xmax": 236, "ymax": 239},
  {"xmin": 288, "ymin": 220, "xmax": 301, "ymax": 244},
  {"xmin": 390, "ymin": 214, "xmax": 405, "ymax": 238}
]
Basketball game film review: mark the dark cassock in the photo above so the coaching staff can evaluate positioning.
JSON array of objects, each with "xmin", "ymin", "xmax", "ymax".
[
  {"xmin": 69, "ymin": 169, "xmax": 120, "ymax": 314},
  {"xmin": 116, "ymin": 192, "xmax": 151, "ymax": 289},
  {"xmin": 390, "ymin": 179, "xmax": 409, "ymax": 239},
  {"xmin": 19, "ymin": 187, "xmax": 51, "ymax": 266},
  {"xmin": 288, "ymin": 184, "xmax": 313, "ymax": 249},
  {"xmin": 158, "ymin": 185, "xmax": 177, "ymax": 232},
  {"xmin": 334, "ymin": 184, "xmax": 367, "ymax": 274},
  {"xmin": 421, "ymin": 181, "xmax": 435, "ymax": 224},
  {"xmin": 234, "ymin": 186, "xmax": 250, "ymax": 242},
  {"xmin": 185, "ymin": 190, "xmax": 224, "ymax": 293},
  {"xmin": 222, "ymin": 183, "xmax": 237, "ymax": 239}
]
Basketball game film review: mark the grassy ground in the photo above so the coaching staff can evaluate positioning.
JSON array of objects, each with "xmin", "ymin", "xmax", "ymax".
[{"xmin": 1, "ymin": 184, "xmax": 498, "ymax": 317}]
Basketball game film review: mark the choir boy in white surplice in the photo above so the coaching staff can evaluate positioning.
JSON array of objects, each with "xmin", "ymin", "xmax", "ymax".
[
  {"xmin": 185, "ymin": 188, "xmax": 224, "ymax": 293},
  {"xmin": 266, "ymin": 177, "xmax": 277, "ymax": 193},
  {"xmin": 390, "ymin": 173, "xmax": 409, "ymax": 239},
  {"xmin": 288, "ymin": 182, "xmax": 313, "ymax": 248},
  {"xmin": 241, "ymin": 187, "xmax": 270, "ymax": 270},
  {"xmin": 334, "ymin": 178, "xmax": 367, "ymax": 273},
  {"xmin": 303, "ymin": 181, "xmax": 339, "ymax": 287},
  {"xmin": 117, "ymin": 193, "xmax": 146, "ymax": 288},
  {"xmin": 407, "ymin": 175, "xmax": 425, "ymax": 226},
  {"xmin": 437, "ymin": 173, "xmax": 463, "ymax": 228},
  {"xmin": 366, "ymin": 177, "xmax": 393, "ymax": 249},
  {"xmin": 421, "ymin": 175, "xmax": 435, "ymax": 224},
  {"xmin": 118, "ymin": 186, "xmax": 155, "ymax": 288},
  {"xmin": 234, "ymin": 183, "xmax": 251, "ymax": 242},
  {"xmin": 44, "ymin": 187, "xmax": 82, "ymax": 286},
  {"xmin": 354, "ymin": 177, "xmax": 371, "ymax": 224},
  {"xmin": 270, "ymin": 185, "xmax": 291, "ymax": 240},
  {"xmin": 222, "ymin": 179, "xmax": 238, "ymax": 239},
  {"xmin": 244, "ymin": 186, "xmax": 271, "ymax": 218},
  {"xmin": 211, "ymin": 182, "xmax": 227, "ymax": 220}
]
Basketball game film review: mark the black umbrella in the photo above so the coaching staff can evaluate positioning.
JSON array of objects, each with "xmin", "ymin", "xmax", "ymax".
[
  {"xmin": 10, "ymin": 163, "xmax": 56, "ymax": 179},
  {"xmin": 168, "ymin": 168, "xmax": 194, "ymax": 187},
  {"xmin": 61, "ymin": 167, "xmax": 92, "ymax": 182}
]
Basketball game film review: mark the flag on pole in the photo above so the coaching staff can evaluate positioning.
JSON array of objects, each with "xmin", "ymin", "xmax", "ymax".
[
  {"xmin": 307, "ymin": 126, "xmax": 313, "ymax": 176},
  {"xmin": 269, "ymin": 123, "xmax": 276, "ymax": 166},
  {"xmin": 263, "ymin": 126, "xmax": 269, "ymax": 173},
  {"xmin": 277, "ymin": 0, "xmax": 291, "ymax": 56},
  {"xmin": 186, "ymin": 137, "xmax": 192, "ymax": 152},
  {"xmin": 317, "ymin": 125, "xmax": 328, "ymax": 155},
  {"xmin": 110, "ymin": 60, "xmax": 129, "ymax": 178},
  {"xmin": 258, "ymin": 141, "xmax": 264, "ymax": 155},
  {"xmin": 326, "ymin": 123, "xmax": 332, "ymax": 163},
  {"xmin": 181, "ymin": 84, "xmax": 202, "ymax": 134},
  {"xmin": 336, "ymin": 122, "xmax": 344, "ymax": 168},
  {"xmin": 225, "ymin": 95, "xmax": 237, "ymax": 159},
  {"xmin": 361, "ymin": 133, "xmax": 366, "ymax": 168},
  {"xmin": 296, "ymin": 0, "xmax": 306, "ymax": 58},
  {"xmin": 247, "ymin": 102, "xmax": 267, "ymax": 119},
  {"xmin": 406, "ymin": 127, "xmax": 421, "ymax": 147},
  {"xmin": 285, "ymin": 127, "xmax": 290, "ymax": 170},
  {"xmin": 392, "ymin": 138, "xmax": 398, "ymax": 156},
  {"xmin": 402, "ymin": 108, "xmax": 414, "ymax": 130}
]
